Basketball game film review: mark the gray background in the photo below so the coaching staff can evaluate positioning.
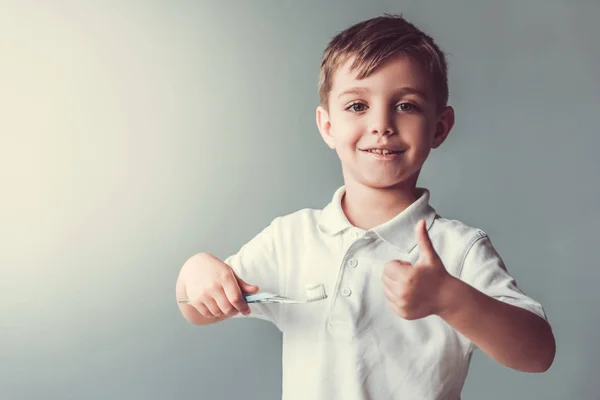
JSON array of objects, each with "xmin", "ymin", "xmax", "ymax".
[{"xmin": 1, "ymin": 0, "xmax": 598, "ymax": 399}]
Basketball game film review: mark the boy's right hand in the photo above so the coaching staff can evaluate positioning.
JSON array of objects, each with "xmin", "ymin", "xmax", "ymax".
[{"xmin": 177, "ymin": 253, "xmax": 259, "ymax": 319}]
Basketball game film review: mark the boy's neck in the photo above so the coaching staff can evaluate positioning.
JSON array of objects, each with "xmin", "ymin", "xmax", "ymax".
[{"xmin": 341, "ymin": 180, "xmax": 420, "ymax": 231}]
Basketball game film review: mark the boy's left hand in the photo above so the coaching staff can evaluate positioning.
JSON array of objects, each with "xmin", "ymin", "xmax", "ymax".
[{"xmin": 382, "ymin": 219, "xmax": 455, "ymax": 320}]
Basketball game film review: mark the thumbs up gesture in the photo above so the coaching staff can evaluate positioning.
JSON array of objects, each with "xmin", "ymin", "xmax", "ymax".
[{"xmin": 382, "ymin": 219, "xmax": 455, "ymax": 320}]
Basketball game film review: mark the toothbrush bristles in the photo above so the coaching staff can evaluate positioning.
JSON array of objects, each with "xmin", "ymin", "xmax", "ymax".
[{"xmin": 305, "ymin": 283, "xmax": 327, "ymax": 303}]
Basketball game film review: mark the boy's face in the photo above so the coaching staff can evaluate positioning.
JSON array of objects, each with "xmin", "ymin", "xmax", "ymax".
[{"xmin": 316, "ymin": 55, "xmax": 454, "ymax": 191}]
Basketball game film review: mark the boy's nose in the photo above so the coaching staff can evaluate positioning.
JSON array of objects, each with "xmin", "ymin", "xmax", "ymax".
[
  {"xmin": 368, "ymin": 109, "xmax": 396, "ymax": 136},
  {"xmin": 371, "ymin": 126, "xmax": 395, "ymax": 136}
]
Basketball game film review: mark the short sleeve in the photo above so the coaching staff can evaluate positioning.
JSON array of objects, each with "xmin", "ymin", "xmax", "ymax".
[
  {"xmin": 458, "ymin": 233, "xmax": 548, "ymax": 322},
  {"xmin": 224, "ymin": 217, "xmax": 283, "ymax": 329}
]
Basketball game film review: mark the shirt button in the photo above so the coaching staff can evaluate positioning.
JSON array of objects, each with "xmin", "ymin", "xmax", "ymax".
[
  {"xmin": 341, "ymin": 287, "xmax": 352, "ymax": 297},
  {"xmin": 352, "ymin": 230, "xmax": 361, "ymax": 238},
  {"xmin": 347, "ymin": 259, "xmax": 358, "ymax": 268}
]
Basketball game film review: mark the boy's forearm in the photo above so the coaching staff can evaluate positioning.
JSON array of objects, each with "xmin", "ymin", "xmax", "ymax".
[{"xmin": 437, "ymin": 277, "xmax": 556, "ymax": 373}]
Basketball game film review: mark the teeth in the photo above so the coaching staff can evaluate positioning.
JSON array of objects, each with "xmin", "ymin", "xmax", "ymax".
[{"xmin": 368, "ymin": 149, "xmax": 395, "ymax": 155}]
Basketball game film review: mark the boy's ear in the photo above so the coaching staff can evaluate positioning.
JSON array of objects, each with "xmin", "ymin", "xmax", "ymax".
[
  {"xmin": 316, "ymin": 105, "xmax": 336, "ymax": 149},
  {"xmin": 432, "ymin": 106, "xmax": 455, "ymax": 149}
]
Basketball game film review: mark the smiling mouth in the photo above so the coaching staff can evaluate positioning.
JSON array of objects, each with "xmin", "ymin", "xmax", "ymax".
[{"xmin": 360, "ymin": 148, "xmax": 403, "ymax": 155}]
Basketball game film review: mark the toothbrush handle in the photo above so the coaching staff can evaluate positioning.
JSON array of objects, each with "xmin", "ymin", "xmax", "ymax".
[{"xmin": 177, "ymin": 292, "xmax": 269, "ymax": 304}]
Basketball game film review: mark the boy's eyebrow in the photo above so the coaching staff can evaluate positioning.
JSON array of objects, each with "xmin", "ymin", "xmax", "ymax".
[
  {"xmin": 337, "ymin": 86, "xmax": 429, "ymax": 101},
  {"xmin": 393, "ymin": 87, "xmax": 429, "ymax": 101},
  {"xmin": 337, "ymin": 87, "xmax": 371, "ymax": 98}
]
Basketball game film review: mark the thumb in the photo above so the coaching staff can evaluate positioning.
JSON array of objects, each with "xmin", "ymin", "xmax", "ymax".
[
  {"xmin": 235, "ymin": 274, "xmax": 260, "ymax": 294},
  {"xmin": 415, "ymin": 219, "xmax": 438, "ymax": 264}
]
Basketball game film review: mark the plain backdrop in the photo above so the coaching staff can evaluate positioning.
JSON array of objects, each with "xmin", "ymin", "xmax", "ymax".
[{"xmin": 1, "ymin": 1, "xmax": 599, "ymax": 399}]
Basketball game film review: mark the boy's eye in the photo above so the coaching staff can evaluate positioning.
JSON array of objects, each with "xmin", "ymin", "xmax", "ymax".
[
  {"xmin": 397, "ymin": 102, "xmax": 416, "ymax": 112},
  {"xmin": 346, "ymin": 102, "xmax": 368, "ymax": 112}
]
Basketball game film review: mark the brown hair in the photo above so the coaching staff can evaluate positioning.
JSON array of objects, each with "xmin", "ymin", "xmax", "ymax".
[{"xmin": 318, "ymin": 14, "xmax": 449, "ymax": 111}]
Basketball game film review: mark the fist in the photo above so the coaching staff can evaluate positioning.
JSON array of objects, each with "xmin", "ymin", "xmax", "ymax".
[
  {"xmin": 382, "ymin": 219, "xmax": 453, "ymax": 320},
  {"xmin": 179, "ymin": 253, "xmax": 260, "ymax": 318}
]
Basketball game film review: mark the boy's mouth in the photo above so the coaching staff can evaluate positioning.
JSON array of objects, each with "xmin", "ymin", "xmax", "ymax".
[{"xmin": 360, "ymin": 148, "xmax": 403, "ymax": 156}]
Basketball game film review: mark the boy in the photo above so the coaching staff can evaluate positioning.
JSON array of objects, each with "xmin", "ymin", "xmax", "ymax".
[{"xmin": 176, "ymin": 14, "xmax": 555, "ymax": 400}]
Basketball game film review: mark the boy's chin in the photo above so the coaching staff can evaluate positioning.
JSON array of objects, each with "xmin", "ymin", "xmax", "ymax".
[{"xmin": 358, "ymin": 178, "xmax": 411, "ymax": 191}]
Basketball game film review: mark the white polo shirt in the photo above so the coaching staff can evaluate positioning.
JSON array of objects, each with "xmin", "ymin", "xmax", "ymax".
[{"xmin": 226, "ymin": 186, "xmax": 547, "ymax": 400}]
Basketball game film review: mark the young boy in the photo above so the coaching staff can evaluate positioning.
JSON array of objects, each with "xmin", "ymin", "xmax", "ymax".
[{"xmin": 175, "ymin": 14, "xmax": 555, "ymax": 400}]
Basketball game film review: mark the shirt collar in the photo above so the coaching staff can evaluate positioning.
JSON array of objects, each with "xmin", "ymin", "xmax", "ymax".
[{"xmin": 317, "ymin": 185, "xmax": 437, "ymax": 253}]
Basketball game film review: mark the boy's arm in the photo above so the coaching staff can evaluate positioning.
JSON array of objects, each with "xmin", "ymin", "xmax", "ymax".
[
  {"xmin": 175, "ymin": 217, "xmax": 282, "ymax": 327},
  {"xmin": 437, "ymin": 277, "xmax": 555, "ymax": 373},
  {"xmin": 382, "ymin": 220, "xmax": 555, "ymax": 373}
]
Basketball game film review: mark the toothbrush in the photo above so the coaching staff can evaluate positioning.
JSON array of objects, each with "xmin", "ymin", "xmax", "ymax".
[{"xmin": 177, "ymin": 283, "xmax": 327, "ymax": 305}]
